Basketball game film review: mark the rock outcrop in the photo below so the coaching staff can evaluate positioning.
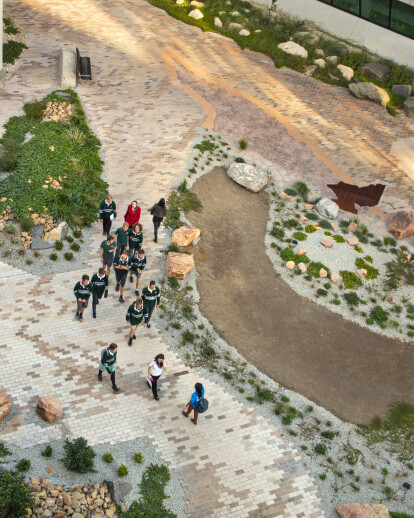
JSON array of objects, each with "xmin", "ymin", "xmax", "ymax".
[{"xmin": 165, "ymin": 252, "xmax": 195, "ymax": 280}]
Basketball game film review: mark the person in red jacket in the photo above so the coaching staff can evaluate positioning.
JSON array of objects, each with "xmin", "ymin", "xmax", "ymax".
[{"xmin": 124, "ymin": 201, "xmax": 141, "ymax": 227}]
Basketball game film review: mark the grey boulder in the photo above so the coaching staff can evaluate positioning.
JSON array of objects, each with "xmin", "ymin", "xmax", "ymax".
[
  {"xmin": 349, "ymin": 82, "xmax": 390, "ymax": 107},
  {"xmin": 404, "ymin": 97, "xmax": 414, "ymax": 119},
  {"xmin": 226, "ymin": 163, "xmax": 268, "ymax": 192},
  {"xmin": 391, "ymin": 84, "xmax": 412, "ymax": 98},
  {"xmin": 361, "ymin": 62, "xmax": 390, "ymax": 82},
  {"xmin": 304, "ymin": 189, "xmax": 322, "ymax": 204},
  {"xmin": 315, "ymin": 198, "xmax": 339, "ymax": 220},
  {"xmin": 104, "ymin": 480, "xmax": 133, "ymax": 506},
  {"xmin": 31, "ymin": 225, "xmax": 44, "ymax": 238},
  {"xmin": 31, "ymin": 237, "xmax": 55, "ymax": 250}
]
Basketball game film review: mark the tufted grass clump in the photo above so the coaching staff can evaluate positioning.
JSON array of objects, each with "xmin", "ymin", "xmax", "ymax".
[
  {"xmin": 54, "ymin": 240, "xmax": 64, "ymax": 250},
  {"xmin": 103, "ymin": 453, "xmax": 114, "ymax": 463},
  {"xmin": 293, "ymin": 181, "xmax": 309, "ymax": 198},
  {"xmin": 370, "ymin": 305, "xmax": 389, "ymax": 324},
  {"xmin": 64, "ymin": 252, "xmax": 74, "ymax": 261},
  {"xmin": 134, "ymin": 452, "xmax": 143, "ymax": 463},
  {"xmin": 41, "ymin": 445, "xmax": 53, "ymax": 457},
  {"xmin": 343, "ymin": 292, "xmax": 361, "ymax": 306},
  {"xmin": 305, "ymin": 224, "xmax": 317, "ymax": 233},
  {"xmin": 16, "ymin": 458, "xmax": 31, "ymax": 472},
  {"xmin": 117, "ymin": 464, "xmax": 129, "ymax": 477},
  {"xmin": 293, "ymin": 231, "xmax": 307, "ymax": 241},
  {"xmin": 340, "ymin": 270, "xmax": 362, "ymax": 289},
  {"xmin": 239, "ymin": 139, "xmax": 248, "ymax": 150}
]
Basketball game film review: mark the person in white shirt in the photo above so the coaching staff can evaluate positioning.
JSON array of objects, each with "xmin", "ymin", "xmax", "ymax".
[{"xmin": 147, "ymin": 354, "xmax": 167, "ymax": 401}]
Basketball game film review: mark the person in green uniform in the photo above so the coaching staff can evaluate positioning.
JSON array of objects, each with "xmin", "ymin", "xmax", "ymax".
[
  {"xmin": 142, "ymin": 280, "xmax": 161, "ymax": 329},
  {"xmin": 128, "ymin": 223, "xmax": 143, "ymax": 257},
  {"xmin": 129, "ymin": 248, "xmax": 146, "ymax": 296},
  {"xmin": 91, "ymin": 267, "xmax": 109, "ymax": 319},
  {"xmin": 98, "ymin": 343, "xmax": 120, "ymax": 392},
  {"xmin": 125, "ymin": 297, "xmax": 148, "ymax": 346},
  {"xmin": 100, "ymin": 235, "xmax": 117, "ymax": 278},
  {"xmin": 99, "ymin": 194, "xmax": 117, "ymax": 236},
  {"xmin": 115, "ymin": 222, "xmax": 130, "ymax": 259},
  {"xmin": 73, "ymin": 274, "xmax": 92, "ymax": 322},
  {"xmin": 114, "ymin": 249, "xmax": 130, "ymax": 303}
]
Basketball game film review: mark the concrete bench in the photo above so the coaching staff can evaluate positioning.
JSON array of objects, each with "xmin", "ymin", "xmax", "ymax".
[{"xmin": 59, "ymin": 49, "xmax": 76, "ymax": 89}]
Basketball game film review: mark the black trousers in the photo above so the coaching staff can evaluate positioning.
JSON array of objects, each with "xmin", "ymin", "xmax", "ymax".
[
  {"xmin": 102, "ymin": 219, "xmax": 112, "ymax": 235},
  {"xmin": 115, "ymin": 244, "xmax": 126, "ymax": 259},
  {"xmin": 151, "ymin": 374, "xmax": 161, "ymax": 398},
  {"xmin": 92, "ymin": 292, "xmax": 103, "ymax": 314},
  {"xmin": 152, "ymin": 216, "xmax": 163, "ymax": 242},
  {"xmin": 99, "ymin": 368, "xmax": 116, "ymax": 388},
  {"xmin": 146, "ymin": 305, "xmax": 155, "ymax": 322}
]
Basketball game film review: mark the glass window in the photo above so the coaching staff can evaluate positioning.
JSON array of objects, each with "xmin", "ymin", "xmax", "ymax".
[
  {"xmin": 361, "ymin": 0, "xmax": 390, "ymax": 26},
  {"xmin": 391, "ymin": 0, "xmax": 414, "ymax": 37},
  {"xmin": 332, "ymin": 0, "xmax": 359, "ymax": 14}
]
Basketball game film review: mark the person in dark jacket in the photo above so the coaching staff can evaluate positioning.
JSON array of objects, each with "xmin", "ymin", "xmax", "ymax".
[
  {"xmin": 124, "ymin": 200, "xmax": 141, "ymax": 227},
  {"xmin": 126, "ymin": 297, "xmax": 148, "ymax": 346},
  {"xmin": 98, "ymin": 343, "xmax": 120, "ymax": 392},
  {"xmin": 129, "ymin": 249, "xmax": 146, "ymax": 296},
  {"xmin": 142, "ymin": 280, "xmax": 160, "ymax": 328},
  {"xmin": 114, "ymin": 249, "xmax": 130, "ymax": 303},
  {"xmin": 73, "ymin": 274, "xmax": 93, "ymax": 321},
  {"xmin": 100, "ymin": 235, "xmax": 117, "ymax": 278},
  {"xmin": 91, "ymin": 267, "xmax": 109, "ymax": 319},
  {"xmin": 182, "ymin": 383, "xmax": 205, "ymax": 425},
  {"xmin": 148, "ymin": 198, "xmax": 166, "ymax": 243},
  {"xmin": 99, "ymin": 194, "xmax": 117, "ymax": 236},
  {"xmin": 114, "ymin": 222, "xmax": 129, "ymax": 259},
  {"xmin": 128, "ymin": 223, "xmax": 143, "ymax": 257}
]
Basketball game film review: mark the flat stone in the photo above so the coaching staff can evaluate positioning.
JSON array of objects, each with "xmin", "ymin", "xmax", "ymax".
[
  {"xmin": 165, "ymin": 252, "xmax": 195, "ymax": 280},
  {"xmin": 300, "ymin": 215, "xmax": 308, "ymax": 222},
  {"xmin": 304, "ymin": 189, "xmax": 322, "ymax": 204},
  {"xmin": 227, "ymin": 163, "xmax": 268, "ymax": 192},
  {"xmin": 214, "ymin": 17, "xmax": 222, "ymax": 27},
  {"xmin": 336, "ymin": 503, "xmax": 389, "ymax": 518},
  {"xmin": 321, "ymin": 240, "xmax": 333, "ymax": 248},
  {"xmin": 297, "ymin": 249, "xmax": 306, "ymax": 255},
  {"xmin": 347, "ymin": 237, "xmax": 359, "ymax": 246},
  {"xmin": 103, "ymin": 481, "xmax": 133, "ymax": 506},
  {"xmin": 172, "ymin": 226, "xmax": 201, "ymax": 246},
  {"xmin": 349, "ymin": 82, "xmax": 390, "ymax": 108},
  {"xmin": 277, "ymin": 41, "xmax": 308, "ymax": 59},
  {"xmin": 314, "ymin": 48, "xmax": 324, "ymax": 57},
  {"xmin": 388, "ymin": 210, "xmax": 414, "ymax": 239},
  {"xmin": 404, "ymin": 97, "xmax": 414, "ymax": 119},
  {"xmin": 304, "ymin": 203, "xmax": 313, "ymax": 210},
  {"xmin": 59, "ymin": 49, "xmax": 76, "ymax": 89},
  {"xmin": 331, "ymin": 272, "xmax": 340, "ymax": 283},
  {"xmin": 279, "ymin": 191, "xmax": 288, "ymax": 198},
  {"xmin": 36, "ymin": 396, "xmax": 63, "ymax": 423},
  {"xmin": 326, "ymin": 55, "xmax": 338, "ymax": 64},
  {"xmin": 315, "ymin": 197, "xmax": 339, "ymax": 220},
  {"xmin": 239, "ymin": 29, "xmax": 250, "ymax": 36},
  {"xmin": 348, "ymin": 222, "xmax": 358, "ymax": 232},
  {"xmin": 231, "ymin": 10, "xmax": 240, "ymax": 15},
  {"xmin": 361, "ymin": 62, "xmax": 391, "ymax": 82},
  {"xmin": 357, "ymin": 268, "xmax": 367, "ymax": 278},
  {"xmin": 228, "ymin": 22, "xmax": 242, "ymax": 31},
  {"xmin": 337, "ymin": 64, "xmax": 354, "ymax": 81},
  {"xmin": 286, "ymin": 261, "xmax": 295, "ymax": 270},
  {"xmin": 298, "ymin": 262, "xmax": 307, "ymax": 273},
  {"xmin": 190, "ymin": 0, "xmax": 204, "ymax": 6},
  {"xmin": 304, "ymin": 65, "xmax": 317, "ymax": 77},
  {"xmin": 0, "ymin": 391, "xmax": 11, "ymax": 423},
  {"xmin": 188, "ymin": 9, "xmax": 203, "ymax": 19},
  {"xmin": 314, "ymin": 58, "xmax": 326, "ymax": 68},
  {"xmin": 31, "ymin": 237, "xmax": 54, "ymax": 250},
  {"xmin": 391, "ymin": 84, "xmax": 412, "ymax": 98},
  {"xmin": 319, "ymin": 268, "xmax": 328, "ymax": 278}
]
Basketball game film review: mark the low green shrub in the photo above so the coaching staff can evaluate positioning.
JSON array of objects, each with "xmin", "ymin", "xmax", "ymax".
[
  {"xmin": 5, "ymin": 224, "xmax": 16, "ymax": 234},
  {"xmin": 70, "ymin": 242, "xmax": 80, "ymax": 252},
  {"xmin": 0, "ymin": 470, "xmax": 34, "ymax": 518},
  {"xmin": 3, "ymin": 17, "xmax": 20, "ymax": 35},
  {"xmin": 308, "ymin": 262, "xmax": 330, "ymax": 278},
  {"xmin": 171, "ymin": 322, "xmax": 181, "ymax": 329},
  {"xmin": 305, "ymin": 212, "xmax": 319, "ymax": 221},
  {"xmin": 239, "ymin": 139, "xmax": 247, "ymax": 150},
  {"xmin": 23, "ymin": 99, "xmax": 47, "ymax": 119},
  {"xmin": 54, "ymin": 240, "xmax": 64, "ymax": 250},
  {"xmin": 370, "ymin": 305, "xmax": 389, "ymax": 324},
  {"xmin": 293, "ymin": 181, "xmax": 308, "ymax": 197},
  {"xmin": 321, "ymin": 430, "xmax": 336, "ymax": 439},
  {"xmin": 64, "ymin": 252, "xmax": 74, "ymax": 261},
  {"xmin": 234, "ymin": 157, "xmax": 245, "ymax": 163},
  {"xmin": 384, "ymin": 236, "xmax": 397, "ymax": 247},
  {"xmin": 49, "ymin": 253, "xmax": 58, "ymax": 261},
  {"xmin": 280, "ymin": 395, "xmax": 290, "ymax": 403},
  {"xmin": 270, "ymin": 227, "xmax": 285, "ymax": 239},
  {"xmin": 332, "ymin": 299, "xmax": 341, "ymax": 305},
  {"xmin": 62, "ymin": 437, "xmax": 96, "ymax": 473},
  {"xmin": 66, "ymin": 235, "xmax": 74, "ymax": 243},
  {"xmin": 280, "ymin": 248, "xmax": 295, "ymax": 262},
  {"xmin": 305, "ymin": 224, "xmax": 317, "ymax": 233},
  {"xmin": 103, "ymin": 453, "xmax": 113, "ymax": 463},
  {"xmin": 314, "ymin": 443, "xmax": 327, "ymax": 455},
  {"xmin": 182, "ymin": 330, "xmax": 195, "ymax": 343},
  {"xmin": 340, "ymin": 271, "xmax": 363, "ymax": 289},
  {"xmin": 333, "ymin": 235, "xmax": 345, "ymax": 243},
  {"xmin": 3, "ymin": 40, "xmax": 27, "ymax": 65},
  {"xmin": 18, "ymin": 214, "xmax": 34, "ymax": 232},
  {"xmin": 202, "ymin": 346, "xmax": 215, "ymax": 358},
  {"xmin": 355, "ymin": 245, "xmax": 363, "ymax": 253},
  {"xmin": 317, "ymin": 289, "xmax": 328, "ymax": 297},
  {"xmin": 293, "ymin": 231, "xmax": 307, "ymax": 241},
  {"xmin": 16, "ymin": 458, "xmax": 30, "ymax": 472},
  {"xmin": 284, "ymin": 188, "xmax": 297, "ymax": 196},
  {"xmin": 134, "ymin": 452, "xmax": 143, "ymax": 463},
  {"xmin": 343, "ymin": 292, "xmax": 360, "ymax": 306},
  {"xmin": 282, "ymin": 218, "xmax": 300, "ymax": 229},
  {"xmin": 355, "ymin": 258, "xmax": 379, "ymax": 280},
  {"xmin": 364, "ymin": 255, "xmax": 373, "ymax": 263},
  {"xmin": 117, "ymin": 464, "xmax": 129, "ymax": 477},
  {"xmin": 318, "ymin": 219, "xmax": 332, "ymax": 230},
  {"xmin": 73, "ymin": 229, "xmax": 83, "ymax": 238},
  {"xmin": 41, "ymin": 445, "xmax": 53, "ymax": 457}
]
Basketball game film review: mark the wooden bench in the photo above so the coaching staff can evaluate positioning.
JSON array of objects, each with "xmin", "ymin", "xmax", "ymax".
[{"xmin": 76, "ymin": 48, "xmax": 92, "ymax": 80}]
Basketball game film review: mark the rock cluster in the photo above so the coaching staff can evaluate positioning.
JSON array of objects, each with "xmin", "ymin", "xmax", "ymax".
[
  {"xmin": 28, "ymin": 478, "xmax": 118, "ymax": 518},
  {"xmin": 42, "ymin": 101, "xmax": 73, "ymax": 122}
]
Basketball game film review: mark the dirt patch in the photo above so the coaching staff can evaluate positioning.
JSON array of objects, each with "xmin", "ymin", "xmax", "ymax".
[{"xmin": 188, "ymin": 167, "xmax": 414, "ymax": 424}]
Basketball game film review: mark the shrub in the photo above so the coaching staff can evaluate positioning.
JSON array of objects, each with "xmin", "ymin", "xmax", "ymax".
[
  {"xmin": 342, "ymin": 51, "xmax": 367, "ymax": 72},
  {"xmin": 62, "ymin": 437, "xmax": 96, "ymax": 473},
  {"xmin": 270, "ymin": 227, "xmax": 285, "ymax": 239},
  {"xmin": 103, "ymin": 453, "xmax": 113, "ymax": 463},
  {"xmin": 0, "ymin": 138, "xmax": 21, "ymax": 172},
  {"xmin": 317, "ymin": 289, "xmax": 328, "ymax": 297},
  {"xmin": 321, "ymin": 430, "xmax": 336, "ymax": 439},
  {"xmin": 234, "ymin": 157, "xmax": 245, "ymax": 163},
  {"xmin": 282, "ymin": 218, "xmax": 300, "ymax": 229},
  {"xmin": 332, "ymin": 299, "xmax": 341, "ymax": 305},
  {"xmin": 49, "ymin": 253, "xmax": 58, "ymax": 261},
  {"xmin": 0, "ymin": 470, "xmax": 34, "ymax": 518},
  {"xmin": 73, "ymin": 229, "xmax": 83, "ymax": 238},
  {"xmin": 3, "ymin": 40, "xmax": 27, "ymax": 65},
  {"xmin": 202, "ymin": 346, "xmax": 215, "ymax": 357},
  {"xmin": 293, "ymin": 231, "xmax": 307, "ymax": 241},
  {"xmin": 343, "ymin": 292, "xmax": 360, "ymax": 306},
  {"xmin": 314, "ymin": 443, "xmax": 327, "ymax": 455},
  {"xmin": 384, "ymin": 236, "xmax": 397, "ymax": 247},
  {"xmin": 318, "ymin": 219, "xmax": 332, "ymax": 230},
  {"xmin": 355, "ymin": 245, "xmax": 363, "ymax": 253},
  {"xmin": 23, "ymin": 99, "xmax": 47, "ymax": 119},
  {"xmin": 18, "ymin": 215, "xmax": 34, "ymax": 232},
  {"xmin": 16, "ymin": 459, "xmax": 30, "ymax": 472},
  {"xmin": 384, "ymin": 65, "xmax": 412, "ymax": 88},
  {"xmin": 355, "ymin": 258, "xmax": 379, "ymax": 280},
  {"xmin": 385, "ymin": 252, "xmax": 414, "ymax": 290},
  {"xmin": 333, "ymin": 235, "xmax": 345, "ymax": 243},
  {"xmin": 168, "ymin": 277, "xmax": 179, "ymax": 289},
  {"xmin": 70, "ymin": 242, "xmax": 80, "ymax": 252},
  {"xmin": 54, "ymin": 240, "xmax": 64, "ymax": 250},
  {"xmin": 340, "ymin": 271, "xmax": 363, "ymax": 289},
  {"xmin": 41, "ymin": 445, "xmax": 53, "ymax": 457},
  {"xmin": 284, "ymin": 188, "xmax": 297, "ymax": 196},
  {"xmin": 117, "ymin": 464, "xmax": 129, "ymax": 477},
  {"xmin": 305, "ymin": 212, "xmax": 319, "ymax": 221},
  {"xmin": 280, "ymin": 395, "xmax": 290, "ymax": 403},
  {"xmin": 293, "ymin": 181, "xmax": 308, "ymax": 197},
  {"xmin": 134, "ymin": 452, "xmax": 143, "ymax": 463},
  {"xmin": 364, "ymin": 255, "xmax": 373, "ymax": 263},
  {"xmin": 66, "ymin": 235, "xmax": 74, "ymax": 243},
  {"xmin": 280, "ymin": 248, "xmax": 295, "ymax": 262},
  {"xmin": 370, "ymin": 305, "xmax": 389, "ymax": 324},
  {"xmin": 3, "ymin": 17, "xmax": 20, "ymax": 35},
  {"xmin": 239, "ymin": 139, "xmax": 247, "ymax": 150},
  {"xmin": 305, "ymin": 224, "xmax": 317, "ymax": 233},
  {"xmin": 5, "ymin": 224, "xmax": 16, "ymax": 234},
  {"xmin": 171, "ymin": 322, "xmax": 181, "ymax": 329},
  {"xmin": 324, "ymin": 231, "xmax": 332, "ymax": 236},
  {"xmin": 308, "ymin": 262, "xmax": 330, "ymax": 278},
  {"xmin": 181, "ymin": 330, "xmax": 195, "ymax": 343},
  {"xmin": 64, "ymin": 252, "xmax": 74, "ymax": 261}
]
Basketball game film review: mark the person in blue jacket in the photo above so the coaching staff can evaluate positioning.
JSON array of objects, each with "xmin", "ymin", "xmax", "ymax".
[{"xmin": 182, "ymin": 383, "xmax": 205, "ymax": 425}]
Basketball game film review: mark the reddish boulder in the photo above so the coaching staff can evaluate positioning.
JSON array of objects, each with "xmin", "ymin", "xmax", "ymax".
[
  {"xmin": 36, "ymin": 396, "xmax": 63, "ymax": 424},
  {"xmin": 388, "ymin": 211, "xmax": 414, "ymax": 240},
  {"xmin": 165, "ymin": 252, "xmax": 195, "ymax": 280},
  {"xmin": 172, "ymin": 226, "xmax": 201, "ymax": 247},
  {"xmin": 0, "ymin": 391, "xmax": 11, "ymax": 423},
  {"xmin": 336, "ymin": 503, "xmax": 389, "ymax": 518}
]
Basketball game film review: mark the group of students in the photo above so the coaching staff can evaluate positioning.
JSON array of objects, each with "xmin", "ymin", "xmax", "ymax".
[{"xmin": 99, "ymin": 344, "xmax": 208, "ymax": 424}]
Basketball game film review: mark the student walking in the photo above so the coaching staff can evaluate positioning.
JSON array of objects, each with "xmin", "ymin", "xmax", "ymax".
[
  {"xmin": 142, "ymin": 280, "xmax": 160, "ymax": 328},
  {"xmin": 100, "ymin": 235, "xmax": 117, "ymax": 277},
  {"xmin": 98, "ymin": 343, "xmax": 120, "ymax": 393},
  {"xmin": 115, "ymin": 222, "xmax": 130, "ymax": 259},
  {"xmin": 129, "ymin": 249, "xmax": 146, "ymax": 296},
  {"xmin": 124, "ymin": 200, "xmax": 141, "ymax": 227},
  {"xmin": 114, "ymin": 249, "xmax": 130, "ymax": 303},
  {"xmin": 182, "ymin": 383, "xmax": 207, "ymax": 425},
  {"xmin": 73, "ymin": 274, "xmax": 93, "ymax": 321},
  {"xmin": 91, "ymin": 267, "xmax": 109, "ymax": 319},
  {"xmin": 147, "ymin": 354, "xmax": 167, "ymax": 401},
  {"xmin": 126, "ymin": 297, "xmax": 148, "ymax": 346},
  {"xmin": 99, "ymin": 194, "xmax": 117, "ymax": 236},
  {"xmin": 128, "ymin": 223, "xmax": 143, "ymax": 257},
  {"xmin": 149, "ymin": 198, "xmax": 166, "ymax": 243}
]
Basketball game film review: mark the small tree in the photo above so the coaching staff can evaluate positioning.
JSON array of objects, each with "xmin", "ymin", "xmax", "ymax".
[
  {"xmin": 62, "ymin": 437, "xmax": 96, "ymax": 473},
  {"xmin": 0, "ymin": 470, "xmax": 34, "ymax": 518}
]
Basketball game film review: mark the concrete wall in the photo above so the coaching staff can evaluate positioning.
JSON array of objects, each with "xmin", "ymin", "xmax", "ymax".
[{"xmin": 274, "ymin": 0, "xmax": 414, "ymax": 68}]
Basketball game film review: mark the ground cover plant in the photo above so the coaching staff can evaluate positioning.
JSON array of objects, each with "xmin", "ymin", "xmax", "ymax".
[{"xmin": 0, "ymin": 90, "xmax": 106, "ymax": 229}]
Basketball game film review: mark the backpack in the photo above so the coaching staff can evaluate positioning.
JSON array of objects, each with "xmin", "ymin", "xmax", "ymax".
[{"xmin": 197, "ymin": 396, "xmax": 209, "ymax": 414}]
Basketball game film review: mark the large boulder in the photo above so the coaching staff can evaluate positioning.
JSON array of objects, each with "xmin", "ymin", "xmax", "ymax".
[
  {"xmin": 404, "ymin": 97, "xmax": 414, "ymax": 119},
  {"xmin": 188, "ymin": 9, "xmax": 203, "ymax": 19},
  {"xmin": 277, "ymin": 41, "xmax": 308, "ymax": 58},
  {"xmin": 361, "ymin": 62, "xmax": 391, "ymax": 82},
  {"xmin": 388, "ymin": 210, "xmax": 414, "ymax": 239},
  {"xmin": 336, "ymin": 503, "xmax": 389, "ymax": 518},
  {"xmin": 337, "ymin": 64, "xmax": 354, "ymax": 81},
  {"xmin": 304, "ymin": 189, "xmax": 322, "ymax": 204},
  {"xmin": 43, "ymin": 221, "xmax": 69, "ymax": 242},
  {"xmin": 172, "ymin": 226, "xmax": 201, "ymax": 246},
  {"xmin": 104, "ymin": 480, "xmax": 133, "ymax": 506},
  {"xmin": 391, "ymin": 84, "xmax": 412, "ymax": 98},
  {"xmin": 31, "ymin": 237, "xmax": 54, "ymax": 250},
  {"xmin": 165, "ymin": 252, "xmax": 195, "ymax": 280},
  {"xmin": 227, "ymin": 163, "xmax": 268, "ymax": 192},
  {"xmin": 315, "ymin": 197, "xmax": 339, "ymax": 220},
  {"xmin": 36, "ymin": 396, "xmax": 63, "ymax": 424},
  {"xmin": 349, "ymin": 82, "xmax": 390, "ymax": 107},
  {"xmin": 0, "ymin": 391, "xmax": 11, "ymax": 423}
]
